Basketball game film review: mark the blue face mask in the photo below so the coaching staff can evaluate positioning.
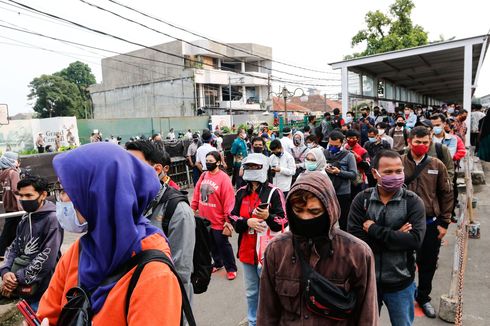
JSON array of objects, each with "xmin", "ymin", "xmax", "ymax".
[
  {"xmin": 304, "ymin": 160, "xmax": 318, "ymax": 171},
  {"xmin": 433, "ymin": 126, "xmax": 443, "ymax": 135},
  {"xmin": 56, "ymin": 201, "xmax": 88, "ymax": 233},
  {"xmin": 368, "ymin": 137, "xmax": 377, "ymax": 143},
  {"xmin": 328, "ymin": 145, "xmax": 341, "ymax": 154}
]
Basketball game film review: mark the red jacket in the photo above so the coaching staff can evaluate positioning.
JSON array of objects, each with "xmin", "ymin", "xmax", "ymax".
[
  {"xmin": 230, "ymin": 184, "xmax": 287, "ymax": 265},
  {"xmin": 345, "ymin": 143, "xmax": 370, "ymax": 181},
  {"xmin": 453, "ymin": 134, "xmax": 466, "ymax": 161}
]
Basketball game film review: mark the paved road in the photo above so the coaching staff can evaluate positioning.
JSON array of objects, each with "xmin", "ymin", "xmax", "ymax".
[
  {"xmin": 193, "ymin": 164, "xmax": 490, "ymax": 326},
  {"xmin": 2, "ymin": 164, "xmax": 490, "ymax": 325}
]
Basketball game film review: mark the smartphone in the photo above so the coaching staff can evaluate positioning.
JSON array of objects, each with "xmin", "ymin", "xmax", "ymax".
[
  {"xmin": 16, "ymin": 300, "xmax": 41, "ymax": 326},
  {"xmin": 257, "ymin": 202, "xmax": 269, "ymax": 209}
]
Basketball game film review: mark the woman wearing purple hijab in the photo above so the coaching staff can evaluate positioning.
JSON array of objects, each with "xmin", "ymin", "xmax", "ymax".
[{"xmin": 36, "ymin": 143, "xmax": 183, "ymax": 325}]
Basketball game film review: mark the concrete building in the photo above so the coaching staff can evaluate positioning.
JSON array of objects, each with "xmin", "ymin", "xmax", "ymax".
[
  {"xmin": 480, "ymin": 94, "xmax": 490, "ymax": 108},
  {"xmin": 89, "ymin": 40, "xmax": 272, "ymax": 119}
]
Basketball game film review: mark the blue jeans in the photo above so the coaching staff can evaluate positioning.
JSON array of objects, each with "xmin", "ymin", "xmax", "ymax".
[
  {"xmin": 29, "ymin": 300, "xmax": 39, "ymax": 312},
  {"xmin": 378, "ymin": 282, "xmax": 416, "ymax": 326},
  {"xmin": 242, "ymin": 263, "xmax": 262, "ymax": 326}
]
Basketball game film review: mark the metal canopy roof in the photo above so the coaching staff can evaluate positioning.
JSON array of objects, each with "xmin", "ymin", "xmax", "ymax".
[{"xmin": 330, "ymin": 35, "xmax": 489, "ymax": 103}]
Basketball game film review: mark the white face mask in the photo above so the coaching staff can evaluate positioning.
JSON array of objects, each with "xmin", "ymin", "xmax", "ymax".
[
  {"xmin": 243, "ymin": 169, "xmax": 267, "ymax": 183},
  {"xmin": 378, "ymin": 129, "xmax": 385, "ymax": 136},
  {"xmin": 56, "ymin": 201, "xmax": 87, "ymax": 233}
]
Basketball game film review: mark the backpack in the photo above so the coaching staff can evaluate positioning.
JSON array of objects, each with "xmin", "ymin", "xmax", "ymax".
[
  {"xmin": 434, "ymin": 142, "xmax": 444, "ymax": 162},
  {"xmin": 389, "ymin": 127, "xmax": 409, "ymax": 145},
  {"xmin": 152, "ymin": 186, "xmax": 213, "ymax": 295},
  {"xmin": 57, "ymin": 249, "xmax": 196, "ymax": 326}
]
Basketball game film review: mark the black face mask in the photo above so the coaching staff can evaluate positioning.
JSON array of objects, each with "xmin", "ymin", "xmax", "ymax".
[
  {"xmin": 362, "ymin": 113, "xmax": 368, "ymax": 117},
  {"xmin": 206, "ymin": 162, "xmax": 218, "ymax": 171},
  {"xmin": 273, "ymin": 152, "xmax": 283, "ymax": 158},
  {"xmin": 20, "ymin": 196, "xmax": 42, "ymax": 213},
  {"xmin": 289, "ymin": 213, "xmax": 330, "ymax": 238},
  {"xmin": 252, "ymin": 147, "xmax": 263, "ymax": 153},
  {"xmin": 396, "ymin": 122, "xmax": 405, "ymax": 127}
]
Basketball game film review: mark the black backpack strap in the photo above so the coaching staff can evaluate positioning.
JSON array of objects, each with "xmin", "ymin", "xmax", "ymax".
[
  {"xmin": 404, "ymin": 155, "xmax": 431, "ymax": 186},
  {"xmin": 362, "ymin": 188, "xmax": 374, "ymax": 211},
  {"xmin": 125, "ymin": 250, "xmax": 196, "ymax": 326},
  {"xmin": 435, "ymin": 142, "xmax": 444, "ymax": 162}
]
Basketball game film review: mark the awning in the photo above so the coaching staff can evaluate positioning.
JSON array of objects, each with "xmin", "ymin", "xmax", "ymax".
[{"xmin": 329, "ymin": 34, "xmax": 489, "ymax": 143}]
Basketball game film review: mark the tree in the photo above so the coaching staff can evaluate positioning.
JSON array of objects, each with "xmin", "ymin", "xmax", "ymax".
[
  {"xmin": 55, "ymin": 61, "xmax": 96, "ymax": 88},
  {"xmin": 54, "ymin": 61, "xmax": 96, "ymax": 119},
  {"xmin": 28, "ymin": 62, "xmax": 96, "ymax": 119},
  {"xmin": 347, "ymin": 0, "xmax": 428, "ymax": 58},
  {"xmin": 28, "ymin": 74, "xmax": 84, "ymax": 118}
]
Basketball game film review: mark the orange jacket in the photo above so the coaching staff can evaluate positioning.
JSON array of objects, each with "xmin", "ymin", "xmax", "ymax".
[{"xmin": 37, "ymin": 233, "xmax": 182, "ymax": 325}]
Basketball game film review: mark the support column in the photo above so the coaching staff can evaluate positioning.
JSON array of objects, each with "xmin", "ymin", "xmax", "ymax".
[
  {"xmin": 463, "ymin": 44, "xmax": 472, "ymax": 145},
  {"xmin": 341, "ymin": 67, "xmax": 349, "ymax": 118}
]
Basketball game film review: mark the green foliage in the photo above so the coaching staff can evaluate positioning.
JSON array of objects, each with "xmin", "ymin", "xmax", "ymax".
[
  {"xmin": 19, "ymin": 148, "xmax": 39, "ymax": 155},
  {"xmin": 28, "ymin": 75, "xmax": 84, "ymax": 118},
  {"xmin": 220, "ymin": 126, "xmax": 231, "ymax": 134},
  {"xmin": 348, "ymin": 0, "xmax": 428, "ymax": 58},
  {"xmin": 58, "ymin": 145, "xmax": 77, "ymax": 152},
  {"xmin": 28, "ymin": 61, "xmax": 96, "ymax": 119}
]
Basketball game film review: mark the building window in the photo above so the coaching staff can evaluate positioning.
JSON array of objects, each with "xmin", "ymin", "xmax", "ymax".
[
  {"xmin": 222, "ymin": 85, "xmax": 243, "ymax": 101},
  {"xmin": 221, "ymin": 61, "xmax": 241, "ymax": 73},
  {"xmin": 245, "ymin": 87, "xmax": 259, "ymax": 103},
  {"xmin": 203, "ymin": 85, "xmax": 219, "ymax": 107}
]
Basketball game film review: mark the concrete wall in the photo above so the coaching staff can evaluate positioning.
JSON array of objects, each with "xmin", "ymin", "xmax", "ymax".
[
  {"xmin": 96, "ymin": 40, "xmax": 186, "ymax": 90},
  {"xmin": 91, "ymin": 78, "xmax": 196, "ymax": 119}
]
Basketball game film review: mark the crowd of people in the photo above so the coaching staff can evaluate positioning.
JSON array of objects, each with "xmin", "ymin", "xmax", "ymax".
[{"xmin": 0, "ymin": 102, "xmax": 487, "ymax": 326}]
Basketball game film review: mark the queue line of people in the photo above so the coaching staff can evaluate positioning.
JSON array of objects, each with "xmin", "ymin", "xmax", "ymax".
[{"xmin": 0, "ymin": 102, "xmax": 487, "ymax": 325}]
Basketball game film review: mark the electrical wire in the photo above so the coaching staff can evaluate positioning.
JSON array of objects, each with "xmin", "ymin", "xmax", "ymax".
[
  {"xmin": 79, "ymin": 0, "xmax": 338, "ymax": 81},
  {"xmin": 3, "ymin": 0, "xmax": 340, "ymax": 88},
  {"xmin": 106, "ymin": 0, "xmax": 339, "ymax": 75}
]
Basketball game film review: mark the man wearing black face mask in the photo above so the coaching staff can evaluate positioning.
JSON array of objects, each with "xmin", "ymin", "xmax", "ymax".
[
  {"xmin": 127, "ymin": 140, "xmax": 196, "ymax": 304},
  {"xmin": 323, "ymin": 131, "xmax": 357, "ymax": 230},
  {"xmin": 389, "ymin": 115, "xmax": 410, "ymax": 154},
  {"xmin": 0, "ymin": 176, "xmax": 62, "ymax": 310},
  {"xmin": 250, "ymin": 136, "xmax": 269, "ymax": 156},
  {"xmin": 257, "ymin": 172, "xmax": 378, "ymax": 325},
  {"xmin": 359, "ymin": 107, "xmax": 375, "ymax": 145}
]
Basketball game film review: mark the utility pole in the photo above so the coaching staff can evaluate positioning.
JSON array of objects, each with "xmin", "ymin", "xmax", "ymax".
[
  {"xmin": 228, "ymin": 76, "xmax": 233, "ymax": 126},
  {"xmin": 282, "ymin": 87, "xmax": 288, "ymax": 125},
  {"xmin": 267, "ymin": 74, "xmax": 271, "ymax": 101}
]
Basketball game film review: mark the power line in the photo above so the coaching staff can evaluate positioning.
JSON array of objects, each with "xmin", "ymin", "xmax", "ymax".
[
  {"xmin": 0, "ymin": 21, "xmax": 339, "ymax": 90},
  {"xmin": 79, "ymin": 0, "xmax": 339, "ymax": 82},
  {"xmin": 106, "ymin": 0, "xmax": 339, "ymax": 75},
  {"xmin": 4, "ymin": 0, "xmax": 340, "ymax": 87},
  {"xmin": 1, "ymin": 39, "xmax": 200, "ymax": 101}
]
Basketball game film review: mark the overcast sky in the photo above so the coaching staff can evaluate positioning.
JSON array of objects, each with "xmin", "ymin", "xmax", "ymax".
[{"xmin": 1, "ymin": 0, "xmax": 489, "ymax": 115}]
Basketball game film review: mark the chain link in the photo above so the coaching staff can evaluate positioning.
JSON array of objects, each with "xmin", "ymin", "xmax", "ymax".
[{"xmin": 454, "ymin": 155, "xmax": 472, "ymax": 325}]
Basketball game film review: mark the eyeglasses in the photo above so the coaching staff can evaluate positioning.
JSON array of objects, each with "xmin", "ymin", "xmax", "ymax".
[
  {"xmin": 52, "ymin": 182, "xmax": 66, "ymax": 202},
  {"xmin": 242, "ymin": 164, "xmax": 263, "ymax": 170}
]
